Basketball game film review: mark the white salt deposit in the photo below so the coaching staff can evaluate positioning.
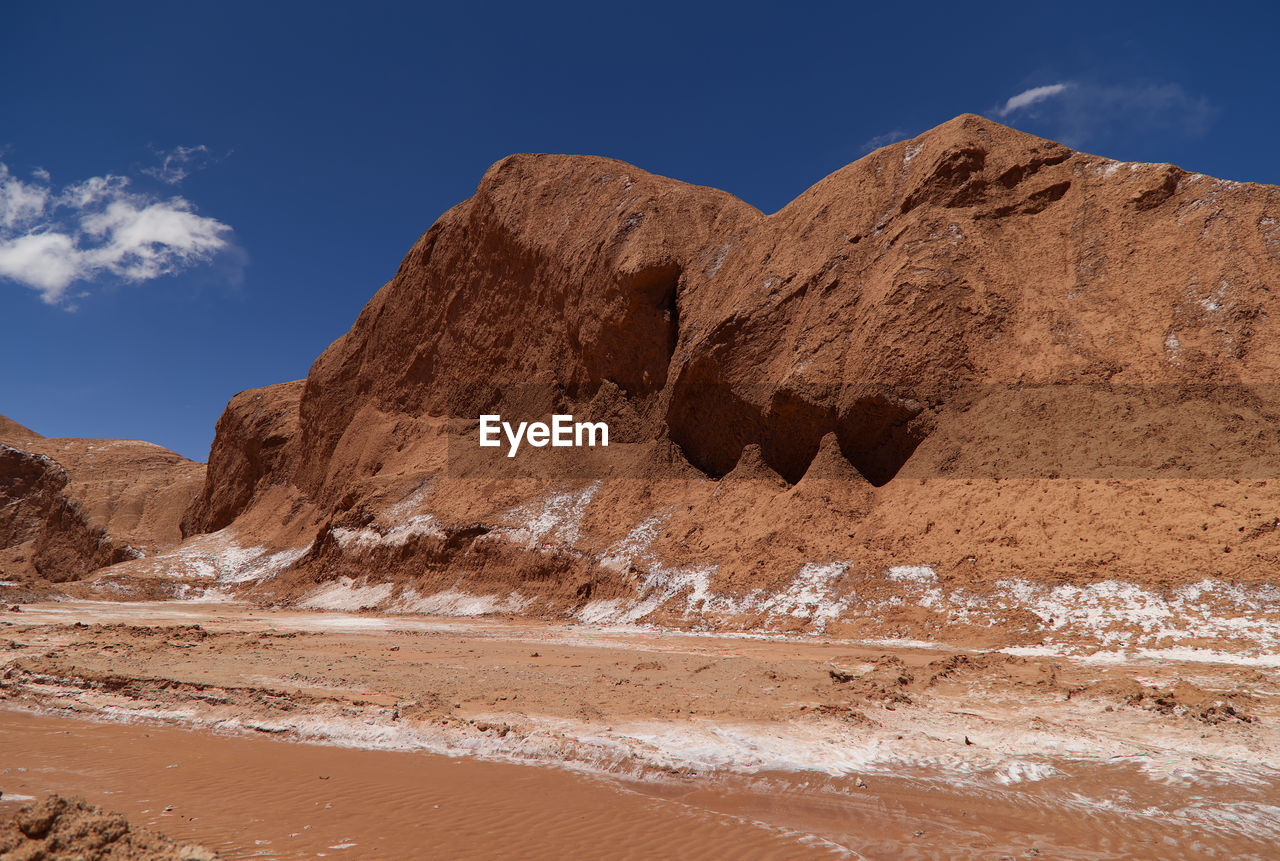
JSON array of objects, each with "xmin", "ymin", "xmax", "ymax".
[
  {"xmin": 492, "ymin": 483, "xmax": 600, "ymax": 550},
  {"xmin": 901, "ymin": 142, "xmax": 922, "ymax": 171},
  {"xmin": 300, "ymin": 578, "xmax": 394, "ymax": 611},
  {"xmin": 885, "ymin": 565, "xmax": 938, "ymax": 586},
  {"xmin": 331, "ymin": 514, "xmax": 444, "ymax": 551},
  {"xmin": 753, "ymin": 563, "xmax": 853, "ymax": 630},
  {"xmin": 392, "ymin": 588, "xmax": 528, "ymax": 617},
  {"xmin": 138, "ymin": 529, "xmax": 306, "ymax": 586}
]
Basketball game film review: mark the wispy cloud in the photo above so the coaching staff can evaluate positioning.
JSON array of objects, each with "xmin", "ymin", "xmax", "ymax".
[
  {"xmin": 993, "ymin": 79, "xmax": 1214, "ymax": 148},
  {"xmin": 0, "ymin": 159, "xmax": 233, "ymax": 306},
  {"xmin": 142, "ymin": 144, "xmax": 214, "ymax": 185},
  {"xmin": 997, "ymin": 83, "xmax": 1072, "ymax": 116},
  {"xmin": 859, "ymin": 128, "xmax": 909, "ymax": 155}
]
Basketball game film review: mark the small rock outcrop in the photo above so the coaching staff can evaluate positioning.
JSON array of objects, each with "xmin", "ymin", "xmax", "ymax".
[{"xmin": 0, "ymin": 794, "xmax": 218, "ymax": 860}]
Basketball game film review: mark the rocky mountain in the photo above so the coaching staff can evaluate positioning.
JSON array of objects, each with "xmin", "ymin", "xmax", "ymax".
[{"xmin": 19, "ymin": 114, "xmax": 1280, "ymax": 642}]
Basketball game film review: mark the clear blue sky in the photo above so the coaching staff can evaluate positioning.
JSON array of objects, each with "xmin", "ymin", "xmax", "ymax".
[{"xmin": 3, "ymin": 1, "xmax": 1277, "ymax": 461}]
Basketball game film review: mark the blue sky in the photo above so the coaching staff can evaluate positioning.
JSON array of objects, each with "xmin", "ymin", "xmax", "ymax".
[{"xmin": 2, "ymin": 1, "xmax": 1278, "ymax": 461}]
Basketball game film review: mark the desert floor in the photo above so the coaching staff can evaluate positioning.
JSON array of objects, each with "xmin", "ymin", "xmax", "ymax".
[{"xmin": 2, "ymin": 600, "xmax": 1279, "ymax": 859}]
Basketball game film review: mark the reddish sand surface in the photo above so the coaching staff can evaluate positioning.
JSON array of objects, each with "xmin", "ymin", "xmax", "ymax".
[
  {"xmin": 0, "ymin": 711, "xmax": 826, "ymax": 860},
  {"xmin": 3, "ymin": 600, "xmax": 1279, "ymax": 859}
]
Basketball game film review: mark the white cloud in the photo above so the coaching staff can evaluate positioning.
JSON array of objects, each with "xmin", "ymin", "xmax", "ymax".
[
  {"xmin": 993, "ymin": 79, "xmax": 1214, "ymax": 148},
  {"xmin": 143, "ymin": 144, "xmax": 213, "ymax": 185},
  {"xmin": 859, "ymin": 128, "xmax": 909, "ymax": 155},
  {"xmin": 0, "ymin": 233, "xmax": 79, "ymax": 293},
  {"xmin": 0, "ymin": 165, "xmax": 50, "ymax": 229},
  {"xmin": 0, "ymin": 159, "xmax": 233, "ymax": 305},
  {"xmin": 81, "ymin": 198, "xmax": 231, "ymax": 282},
  {"xmin": 997, "ymin": 83, "xmax": 1072, "ymax": 116},
  {"xmin": 58, "ymin": 174, "xmax": 130, "ymax": 209}
]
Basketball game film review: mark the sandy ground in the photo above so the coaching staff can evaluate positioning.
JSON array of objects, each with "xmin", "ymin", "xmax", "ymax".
[
  {"xmin": 2, "ymin": 600, "xmax": 1280, "ymax": 859},
  {"xmin": 0, "ymin": 712, "xmax": 821, "ymax": 860}
]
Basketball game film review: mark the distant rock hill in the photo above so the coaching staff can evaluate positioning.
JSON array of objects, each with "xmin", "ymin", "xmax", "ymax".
[
  {"xmin": 14, "ymin": 115, "xmax": 1280, "ymax": 639},
  {"xmin": 0, "ymin": 416, "xmax": 202, "ymax": 582}
]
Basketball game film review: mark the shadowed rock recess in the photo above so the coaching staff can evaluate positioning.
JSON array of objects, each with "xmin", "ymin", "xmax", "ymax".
[{"xmin": 11, "ymin": 113, "xmax": 1280, "ymax": 635}]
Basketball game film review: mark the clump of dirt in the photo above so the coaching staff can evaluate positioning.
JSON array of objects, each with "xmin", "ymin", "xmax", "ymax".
[
  {"xmin": 823, "ymin": 651, "xmax": 1258, "ymax": 725},
  {"xmin": 0, "ymin": 579, "xmax": 60, "ymax": 605},
  {"xmin": 1070, "ymin": 679, "xmax": 1256, "ymax": 725},
  {"xmin": 60, "ymin": 623, "xmax": 210, "ymax": 642},
  {"xmin": 828, "ymin": 656, "xmax": 915, "ymax": 706},
  {"xmin": 0, "ymin": 794, "xmax": 218, "ymax": 860},
  {"xmin": 825, "ymin": 652, "xmax": 1062, "ymax": 709},
  {"xmin": 920, "ymin": 653, "xmax": 1062, "ymax": 692},
  {"xmin": 800, "ymin": 703, "xmax": 874, "ymax": 725}
]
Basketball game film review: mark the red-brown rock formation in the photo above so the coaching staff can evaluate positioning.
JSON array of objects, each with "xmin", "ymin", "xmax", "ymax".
[
  {"xmin": 98, "ymin": 115, "xmax": 1280, "ymax": 633},
  {"xmin": 0, "ymin": 416, "xmax": 204, "ymax": 582},
  {"xmin": 181, "ymin": 380, "xmax": 303, "ymax": 536}
]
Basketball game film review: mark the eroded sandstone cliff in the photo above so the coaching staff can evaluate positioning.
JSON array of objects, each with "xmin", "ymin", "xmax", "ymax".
[{"xmin": 80, "ymin": 115, "xmax": 1280, "ymax": 642}]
